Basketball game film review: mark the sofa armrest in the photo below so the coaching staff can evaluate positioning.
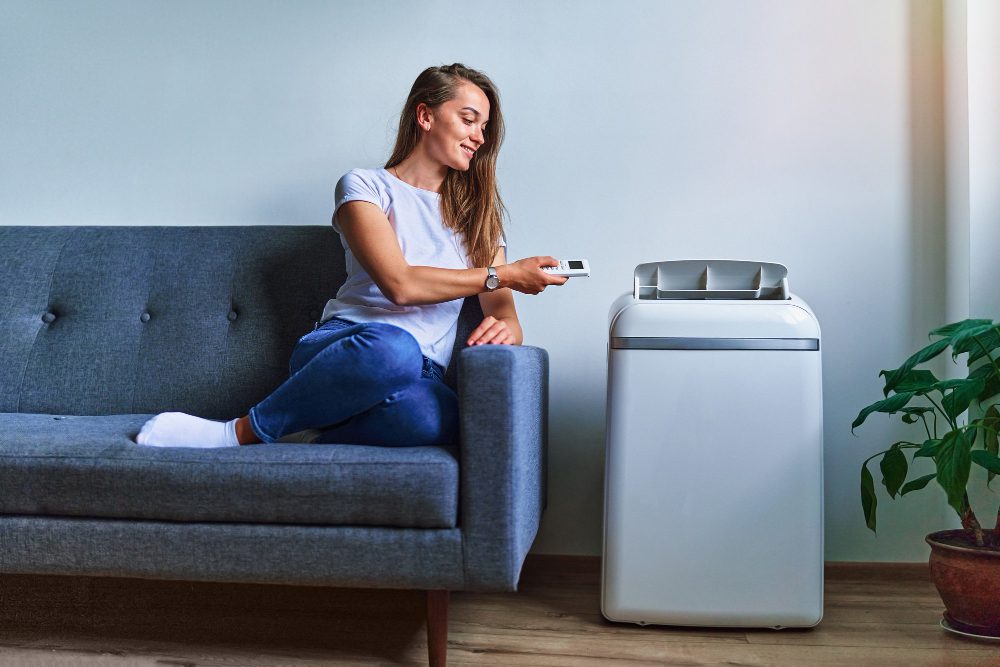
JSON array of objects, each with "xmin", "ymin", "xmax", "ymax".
[{"xmin": 457, "ymin": 344, "xmax": 548, "ymax": 591}]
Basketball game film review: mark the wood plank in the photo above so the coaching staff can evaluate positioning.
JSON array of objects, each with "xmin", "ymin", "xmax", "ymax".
[
  {"xmin": 1, "ymin": 560, "xmax": 992, "ymax": 666},
  {"xmin": 824, "ymin": 561, "xmax": 930, "ymax": 581},
  {"xmin": 445, "ymin": 622, "xmax": 998, "ymax": 665}
]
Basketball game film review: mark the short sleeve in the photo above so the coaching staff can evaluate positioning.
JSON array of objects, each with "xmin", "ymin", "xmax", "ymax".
[{"xmin": 332, "ymin": 169, "xmax": 385, "ymax": 232}]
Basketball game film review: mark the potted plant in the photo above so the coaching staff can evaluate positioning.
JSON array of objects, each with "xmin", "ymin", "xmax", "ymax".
[{"xmin": 854, "ymin": 318, "xmax": 1000, "ymax": 638}]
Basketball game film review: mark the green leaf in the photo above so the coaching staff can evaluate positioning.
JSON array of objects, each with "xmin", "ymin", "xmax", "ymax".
[
  {"xmin": 981, "ymin": 405, "xmax": 1000, "ymax": 483},
  {"xmin": 969, "ymin": 363, "xmax": 996, "ymax": 380},
  {"xmin": 880, "ymin": 447, "xmax": 908, "ymax": 498},
  {"xmin": 914, "ymin": 438, "xmax": 941, "ymax": 458},
  {"xmin": 880, "ymin": 339, "xmax": 951, "ymax": 395},
  {"xmin": 984, "ymin": 406, "xmax": 1000, "ymax": 454},
  {"xmin": 901, "ymin": 407, "xmax": 935, "ymax": 425},
  {"xmin": 900, "ymin": 473, "xmax": 936, "ymax": 495},
  {"xmin": 929, "ymin": 319, "xmax": 994, "ymax": 339},
  {"xmin": 968, "ymin": 362, "xmax": 998, "ymax": 402},
  {"xmin": 861, "ymin": 464, "xmax": 878, "ymax": 532},
  {"xmin": 936, "ymin": 431, "xmax": 972, "ymax": 515},
  {"xmin": 951, "ymin": 323, "xmax": 998, "ymax": 358},
  {"xmin": 852, "ymin": 391, "xmax": 917, "ymax": 431},
  {"xmin": 880, "ymin": 369, "xmax": 938, "ymax": 397},
  {"xmin": 978, "ymin": 373, "xmax": 1000, "ymax": 403},
  {"xmin": 930, "ymin": 378, "xmax": 973, "ymax": 392},
  {"xmin": 968, "ymin": 331, "xmax": 1000, "ymax": 364},
  {"xmin": 953, "ymin": 325, "xmax": 1000, "ymax": 363},
  {"xmin": 941, "ymin": 378, "xmax": 986, "ymax": 420},
  {"xmin": 969, "ymin": 363, "xmax": 1000, "ymax": 402},
  {"xmin": 971, "ymin": 450, "xmax": 1000, "ymax": 475}
]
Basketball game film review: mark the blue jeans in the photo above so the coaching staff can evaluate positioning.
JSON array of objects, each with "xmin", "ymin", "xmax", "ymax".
[{"xmin": 248, "ymin": 318, "xmax": 458, "ymax": 446}]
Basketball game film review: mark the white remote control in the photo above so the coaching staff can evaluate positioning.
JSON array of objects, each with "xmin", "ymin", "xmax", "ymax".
[{"xmin": 541, "ymin": 259, "xmax": 590, "ymax": 277}]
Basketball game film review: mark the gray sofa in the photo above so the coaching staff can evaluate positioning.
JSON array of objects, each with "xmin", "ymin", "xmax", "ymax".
[{"xmin": 0, "ymin": 225, "xmax": 549, "ymax": 666}]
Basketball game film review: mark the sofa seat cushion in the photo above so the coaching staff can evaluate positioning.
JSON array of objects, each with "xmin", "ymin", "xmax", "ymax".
[{"xmin": 0, "ymin": 413, "xmax": 459, "ymax": 529}]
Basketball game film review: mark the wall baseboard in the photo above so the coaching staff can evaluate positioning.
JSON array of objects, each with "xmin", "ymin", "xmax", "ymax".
[{"xmin": 522, "ymin": 554, "xmax": 930, "ymax": 581}]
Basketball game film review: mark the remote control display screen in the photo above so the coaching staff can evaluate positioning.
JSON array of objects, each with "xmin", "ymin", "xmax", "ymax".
[{"xmin": 569, "ymin": 261, "xmax": 584, "ymax": 269}]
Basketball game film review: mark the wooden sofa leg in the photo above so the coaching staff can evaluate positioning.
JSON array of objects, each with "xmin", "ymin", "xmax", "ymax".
[{"xmin": 426, "ymin": 589, "xmax": 449, "ymax": 667}]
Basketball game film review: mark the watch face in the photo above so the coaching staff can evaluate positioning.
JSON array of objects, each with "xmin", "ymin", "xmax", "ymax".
[{"xmin": 486, "ymin": 276, "xmax": 500, "ymax": 289}]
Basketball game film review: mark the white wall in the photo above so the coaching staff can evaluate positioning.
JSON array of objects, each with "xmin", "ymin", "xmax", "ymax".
[
  {"xmin": 944, "ymin": 0, "xmax": 971, "ymax": 327},
  {"xmin": 1, "ymin": 0, "xmax": 972, "ymax": 561},
  {"xmin": 945, "ymin": 0, "xmax": 1000, "ymax": 523},
  {"xmin": 966, "ymin": 0, "xmax": 1000, "ymax": 320}
]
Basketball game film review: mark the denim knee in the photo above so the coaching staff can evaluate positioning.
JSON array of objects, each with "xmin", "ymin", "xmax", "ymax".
[
  {"xmin": 378, "ymin": 380, "xmax": 459, "ymax": 446},
  {"xmin": 358, "ymin": 322, "xmax": 423, "ymax": 383},
  {"xmin": 306, "ymin": 372, "xmax": 458, "ymax": 447}
]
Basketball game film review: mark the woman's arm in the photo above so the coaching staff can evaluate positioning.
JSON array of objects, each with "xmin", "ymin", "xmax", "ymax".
[
  {"xmin": 468, "ymin": 247, "xmax": 523, "ymax": 346},
  {"xmin": 338, "ymin": 201, "xmax": 565, "ymax": 306}
]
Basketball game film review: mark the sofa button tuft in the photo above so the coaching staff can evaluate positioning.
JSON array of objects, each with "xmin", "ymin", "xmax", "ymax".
[
  {"xmin": 42, "ymin": 312, "xmax": 56, "ymax": 324},
  {"xmin": 140, "ymin": 312, "xmax": 151, "ymax": 323},
  {"xmin": 227, "ymin": 310, "xmax": 238, "ymax": 322}
]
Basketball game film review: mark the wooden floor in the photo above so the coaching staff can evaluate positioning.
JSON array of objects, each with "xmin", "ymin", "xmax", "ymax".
[{"xmin": 0, "ymin": 557, "xmax": 997, "ymax": 666}]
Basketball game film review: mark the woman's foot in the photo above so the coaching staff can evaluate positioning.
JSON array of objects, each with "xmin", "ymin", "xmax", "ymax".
[{"xmin": 135, "ymin": 412, "xmax": 241, "ymax": 448}]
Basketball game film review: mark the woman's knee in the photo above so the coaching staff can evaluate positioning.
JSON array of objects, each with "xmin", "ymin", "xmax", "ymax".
[
  {"xmin": 289, "ymin": 322, "xmax": 421, "ymax": 382},
  {"xmin": 356, "ymin": 323, "xmax": 423, "ymax": 381},
  {"xmin": 288, "ymin": 321, "xmax": 361, "ymax": 375},
  {"xmin": 384, "ymin": 381, "xmax": 459, "ymax": 446}
]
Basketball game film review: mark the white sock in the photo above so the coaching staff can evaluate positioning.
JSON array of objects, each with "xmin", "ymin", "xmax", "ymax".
[{"xmin": 135, "ymin": 412, "xmax": 241, "ymax": 448}]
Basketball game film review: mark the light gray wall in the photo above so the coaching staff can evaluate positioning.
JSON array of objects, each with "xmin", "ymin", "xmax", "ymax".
[
  {"xmin": 945, "ymin": 0, "xmax": 999, "ymax": 522},
  {"xmin": 966, "ymin": 0, "xmax": 1000, "ymax": 320},
  {"xmin": 1, "ymin": 0, "xmax": 969, "ymax": 561}
]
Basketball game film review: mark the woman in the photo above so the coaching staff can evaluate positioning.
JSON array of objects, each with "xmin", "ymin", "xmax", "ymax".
[{"xmin": 136, "ymin": 63, "xmax": 566, "ymax": 449}]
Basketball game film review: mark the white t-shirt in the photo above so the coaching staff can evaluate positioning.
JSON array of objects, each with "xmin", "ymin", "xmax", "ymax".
[{"xmin": 322, "ymin": 167, "xmax": 504, "ymax": 370}]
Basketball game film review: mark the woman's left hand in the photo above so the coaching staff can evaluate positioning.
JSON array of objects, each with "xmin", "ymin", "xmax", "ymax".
[{"xmin": 467, "ymin": 315, "xmax": 516, "ymax": 346}]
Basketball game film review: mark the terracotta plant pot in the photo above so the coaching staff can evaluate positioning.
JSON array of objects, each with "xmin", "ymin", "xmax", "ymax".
[{"xmin": 926, "ymin": 529, "xmax": 1000, "ymax": 637}]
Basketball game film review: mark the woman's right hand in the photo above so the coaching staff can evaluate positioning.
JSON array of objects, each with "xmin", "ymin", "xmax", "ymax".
[{"xmin": 497, "ymin": 256, "xmax": 569, "ymax": 294}]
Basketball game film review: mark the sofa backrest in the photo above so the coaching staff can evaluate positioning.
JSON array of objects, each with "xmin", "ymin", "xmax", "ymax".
[{"xmin": 0, "ymin": 226, "xmax": 482, "ymax": 418}]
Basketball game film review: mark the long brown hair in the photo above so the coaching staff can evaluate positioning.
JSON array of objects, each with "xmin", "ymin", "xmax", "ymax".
[{"xmin": 385, "ymin": 63, "xmax": 507, "ymax": 269}]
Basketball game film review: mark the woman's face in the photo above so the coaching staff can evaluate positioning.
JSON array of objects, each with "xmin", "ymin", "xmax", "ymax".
[{"xmin": 420, "ymin": 81, "xmax": 491, "ymax": 171}]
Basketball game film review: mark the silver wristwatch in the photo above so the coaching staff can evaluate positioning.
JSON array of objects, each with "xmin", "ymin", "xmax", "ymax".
[{"xmin": 485, "ymin": 266, "xmax": 500, "ymax": 291}]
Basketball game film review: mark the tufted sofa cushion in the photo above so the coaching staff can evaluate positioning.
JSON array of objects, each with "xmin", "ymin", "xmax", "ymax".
[
  {"xmin": 0, "ymin": 413, "xmax": 459, "ymax": 528},
  {"xmin": 0, "ymin": 226, "xmax": 346, "ymax": 419}
]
